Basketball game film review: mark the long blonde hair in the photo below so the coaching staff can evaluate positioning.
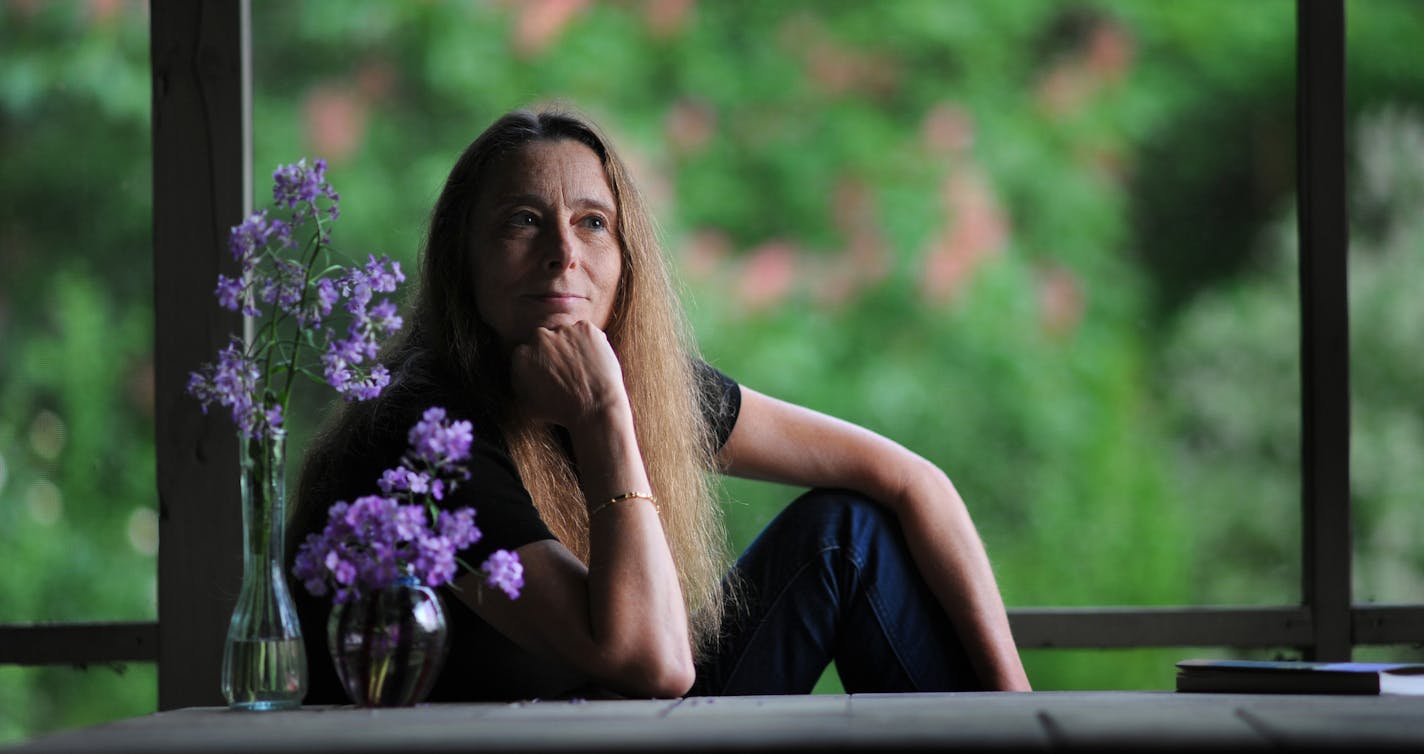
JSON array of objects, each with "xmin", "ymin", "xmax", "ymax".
[{"xmin": 298, "ymin": 107, "xmax": 731, "ymax": 655}]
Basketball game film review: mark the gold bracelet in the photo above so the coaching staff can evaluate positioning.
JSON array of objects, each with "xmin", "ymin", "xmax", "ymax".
[{"xmin": 588, "ymin": 491, "xmax": 658, "ymax": 520}]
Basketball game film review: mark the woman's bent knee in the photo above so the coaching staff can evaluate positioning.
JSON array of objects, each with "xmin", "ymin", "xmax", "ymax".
[{"xmin": 770, "ymin": 488, "xmax": 901, "ymax": 557}]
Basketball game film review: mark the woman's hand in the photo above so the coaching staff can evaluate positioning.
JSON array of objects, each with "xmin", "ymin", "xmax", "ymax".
[{"xmin": 510, "ymin": 320, "xmax": 629, "ymax": 431}]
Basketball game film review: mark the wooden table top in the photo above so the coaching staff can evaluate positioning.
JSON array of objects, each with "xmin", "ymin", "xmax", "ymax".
[{"xmin": 9, "ymin": 691, "xmax": 1424, "ymax": 753}]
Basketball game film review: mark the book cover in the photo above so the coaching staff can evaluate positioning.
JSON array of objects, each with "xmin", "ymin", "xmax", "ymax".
[{"xmin": 1176, "ymin": 659, "xmax": 1424, "ymax": 695}]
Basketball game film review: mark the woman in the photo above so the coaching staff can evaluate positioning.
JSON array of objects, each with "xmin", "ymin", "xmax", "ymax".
[{"xmin": 291, "ymin": 106, "xmax": 1031, "ymax": 701}]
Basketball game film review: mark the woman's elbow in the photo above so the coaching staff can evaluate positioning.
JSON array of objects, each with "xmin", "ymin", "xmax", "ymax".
[
  {"xmin": 606, "ymin": 645, "xmax": 695, "ymax": 698},
  {"xmin": 642, "ymin": 657, "xmax": 695, "ymax": 698}
]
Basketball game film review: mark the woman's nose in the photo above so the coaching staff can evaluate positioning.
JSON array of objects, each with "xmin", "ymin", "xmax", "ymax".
[{"xmin": 541, "ymin": 222, "xmax": 577, "ymax": 271}]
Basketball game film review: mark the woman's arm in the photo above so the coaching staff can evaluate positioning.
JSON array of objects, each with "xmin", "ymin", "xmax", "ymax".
[
  {"xmin": 719, "ymin": 384, "xmax": 1031, "ymax": 691},
  {"xmin": 451, "ymin": 321, "xmax": 693, "ymax": 698}
]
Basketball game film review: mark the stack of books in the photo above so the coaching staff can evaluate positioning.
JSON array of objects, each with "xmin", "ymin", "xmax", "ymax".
[{"xmin": 1176, "ymin": 659, "xmax": 1424, "ymax": 695}]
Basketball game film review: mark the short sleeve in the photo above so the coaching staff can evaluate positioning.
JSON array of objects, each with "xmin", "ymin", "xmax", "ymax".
[{"xmin": 694, "ymin": 360, "xmax": 741, "ymax": 451}]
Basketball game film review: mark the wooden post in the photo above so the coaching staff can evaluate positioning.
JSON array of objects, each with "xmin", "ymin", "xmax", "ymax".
[
  {"xmin": 151, "ymin": 0, "xmax": 250, "ymax": 709},
  {"xmin": 1296, "ymin": 0, "xmax": 1352, "ymax": 661}
]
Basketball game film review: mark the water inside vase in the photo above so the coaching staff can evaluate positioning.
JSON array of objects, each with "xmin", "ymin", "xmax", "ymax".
[{"xmin": 222, "ymin": 637, "xmax": 306, "ymax": 710}]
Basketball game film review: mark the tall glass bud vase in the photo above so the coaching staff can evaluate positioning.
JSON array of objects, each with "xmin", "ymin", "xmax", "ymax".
[{"xmin": 222, "ymin": 431, "xmax": 308, "ymax": 710}]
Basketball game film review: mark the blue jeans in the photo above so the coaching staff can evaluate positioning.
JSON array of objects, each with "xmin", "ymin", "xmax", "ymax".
[{"xmin": 690, "ymin": 489, "xmax": 984, "ymax": 695}]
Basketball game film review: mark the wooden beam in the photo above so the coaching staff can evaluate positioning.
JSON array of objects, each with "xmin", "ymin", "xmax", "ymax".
[
  {"xmin": 1009, "ymin": 606, "xmax": 1313, "ymax": 649},
  {"xmin": 1295, "ymin": 0, "xmax": 1352, "ymax": 662},
  {"xmin": 1352, "ymin": 605, "xmax": 1424, "ymax": 645},
  {"xmin": 151, "ymin": 0, "xmax": 250, "ymax": 710},
  {"xmin": 0, "ymin": 623, "xmax": 159, "ymax": 666},
  {"xmin": 0, "ymin": 604, "xmax": 1406, "ymax": 667}
]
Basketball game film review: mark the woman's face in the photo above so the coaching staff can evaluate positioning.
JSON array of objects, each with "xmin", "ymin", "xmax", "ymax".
[{"xmin": 471, "ymin": 139, "xmax": 623, "ymax": 345}]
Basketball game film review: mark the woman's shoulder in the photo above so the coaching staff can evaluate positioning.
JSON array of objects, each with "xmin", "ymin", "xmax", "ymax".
[
  {"xmin": 297, "ymin": 362, "xmax": 505, "ymax": 517},
  {"xmin": 305, "ymin": 355, "xmax": 498, "ymax": 480},
  {"xmin": 377, "ymin": 352, "xmax": 496, "ymax": 425}
]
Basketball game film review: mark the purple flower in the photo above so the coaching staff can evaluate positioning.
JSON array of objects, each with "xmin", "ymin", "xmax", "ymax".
[
  {"xmin": 359, "ymin": 544, "xmax": 401, "ymax": 589},
  {"xmin": 186, "ymin": 339, "xmax": 282, "ymax": 439},
  {"xmin": 194, "ymin": 156, "xmax": 408, "ymax": 439},
  {"xmin": 272, "ymin": 158, "xmax": 338, "ymax": 214},
  {"xmin": 482, "ymin": 550, "xmax": 524, "ymax": 600},
  {"xmin": 437, "ymin": 508, "xmax": 481, "ymax": 549},
  {"xmin": 362, "ymin": 255, "xmax": 406, "ymax": 293},
  {"xmin": 294, "ymin": 493, "xmax": 484, "ymax": 602},
  {"xmin": 404, "ymin": 471, "xmax": 431, "ymax": 495},
  {"xmin": 325, "ymin": 550, "xmax": 358, "ymax": 586},
  {"xmin": 315, "ymin": 278, "xmax": 339, "ymax": 318},
  {"xmin": 346, "ymin": 363, "xmax": 390, "ymax": 401},
  {"xmin": 368, "ymin": 299, "xmax": 403, "ymax": 336},
  {"xmin": 215, "ymin": 275, "xmax": 244, "ymax": 312},
  {"xmin": 293, "ymin": 536, "xmax": 329, "ymax": 597},
  {"xmin": 269, "ymin": 219, "xmax": 293, "ymax": 248},
  {"xmin": 408, "ymin": 407, "xmax": 474, "ymax": 467},
  {"xmin": 321, "ymin": 334, "xmax": 389, "ymax": 401},
  {"xmin": 329, "ymin": 334, "xmax": 366, "ymax": 363},
  {"xmin": 377, "ymin": 467, "xmax": 435, "ymax": 497},
  {"xmin": 321, "ymin": 350, "xmax": 352, "ymax": 393},
  {"xmin": 377, "ymin": 468, "xmax": 407, "ymax": 494},
  {"xmin": 343, "ymin": 278, "xmax": 373, "ymax": 312},
  {"xmin": 229, "ymin": 210, "xmax": 273, "ymax": 263},
  {"xmin": 185, "ymin": 373, "xmax": 209, "ymax": 411},
  {"xmin": 292, "ymin": 408, "xmax": 499, "ymax": 605},
  {"xmin": 259, "ymin": 258, "xmax": 306, "ymax": 317},
  {"xmin": 393, "ymin": 505, "xmax": 427, "ymax": 541},
  {"xmin": 414, "ymin": 535, "xmax": 456, "ymax": 586}
]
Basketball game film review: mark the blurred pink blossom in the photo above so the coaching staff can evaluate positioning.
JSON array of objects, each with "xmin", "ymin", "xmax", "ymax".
[
  {"xmin": 1037, "ymin": 65, "xmax": 1091, "ymax": 117},
  {"xmin": 665, "ymin": 99, "xmax": 717, "ymax": 156},
  {"xmin": 87, "ymin": 0, "xmax": 124, "ymax": 25},
  {"xmin": 921, "ymin": 171, "xmax": 1008, "ymax": 304},
  {"xmin": 922, "ymin": 103, "xmax": 976, "ymax": 156},
  {"xmin": 642, "ymin": 0, "xmax": 694, "ymax": 39},
  {"xmin": 304, "ymin": 85, "xmax": 367, "ymax": 164},
  {"xmin": 807, "ymin": 41, "xmax": 898, "ymax": 97},
  {"xmin": 1037, "ymin": 264, "xmax": 1085, "ymax": 338},
  {"xmin": 815, "ymin": 179, "xmax": 889, "ymax": 308},
  {"xmin": 779, "ymin": 14, "xmax": 898, "ymax": 97},
  {"xmin": 619, "ymin": 144, "xmax": 674, "ymax": 218},
  {"xmin": 682, "ymin": 229, "xmax": 731, "ymax": 282},
  {"xmin": 1087, "ymin": 22, "xmax": 1134, "ymax": 80},
  {"xmin": 737, "ymin": 241, "xmax": 798, "ymax": 312},
  {"xmin": 511, "ymin": 0, "xmax": 589, "ymax": 58},
  {"xmin": 1036, "ymin": 20, "xmax": 1135, "ymax": 117},
  {"xmin": 356, "ymin": 60, "xmax": 396, "ymax": 101}
]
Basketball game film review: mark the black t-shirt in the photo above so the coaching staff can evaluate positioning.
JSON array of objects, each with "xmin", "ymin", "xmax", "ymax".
[{"xmin": 294, "ymin": 359, "xmax": 741, "ymax": 703}]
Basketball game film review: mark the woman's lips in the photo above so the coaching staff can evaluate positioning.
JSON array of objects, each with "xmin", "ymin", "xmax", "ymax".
[{"xmin": 524, "ymin": 293, "xmax": 585, "ymax": 310}]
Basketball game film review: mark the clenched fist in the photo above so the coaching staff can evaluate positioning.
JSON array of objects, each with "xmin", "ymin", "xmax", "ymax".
[{"xmin": 510, "ymin": 320, "xmax": 630, "ymax": 431}]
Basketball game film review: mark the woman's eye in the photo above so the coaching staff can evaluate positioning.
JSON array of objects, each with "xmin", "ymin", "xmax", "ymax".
[
  {"xmin": 581, "ymin": 215, "xmax": 607, "ymax": 230},
  {"xmin": 508, "ymin": 211, "xmax": 538, "ymax": 227}
]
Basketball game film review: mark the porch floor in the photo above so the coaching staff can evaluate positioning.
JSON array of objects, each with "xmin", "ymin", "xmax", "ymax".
[{"xmin": 8, "ymin": 691, "xmax": 1423, "ymax": 752}]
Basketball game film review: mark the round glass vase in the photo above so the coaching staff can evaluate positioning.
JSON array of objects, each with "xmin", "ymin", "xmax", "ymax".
[
  {"xmin": 328, "ymin": 577, "xmax": 449, "ymax": 707},
  {"xmin": 221, "ymin": 431, "xmax": 308, "ymax": 710}
]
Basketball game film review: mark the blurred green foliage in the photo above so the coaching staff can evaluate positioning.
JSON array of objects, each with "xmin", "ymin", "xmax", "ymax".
[
  {"xmin": 1, "ymin": 0, "xmax": 1421, "ymax": 744},
  {"xmin": 0, "ymin": 0, "xmax": 157, "ymax": 743}
]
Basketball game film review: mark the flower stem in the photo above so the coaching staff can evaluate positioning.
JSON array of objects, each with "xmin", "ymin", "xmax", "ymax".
[{"xmin": 277, "ymin": 214, "xmax": 326, "ymax": 410}]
